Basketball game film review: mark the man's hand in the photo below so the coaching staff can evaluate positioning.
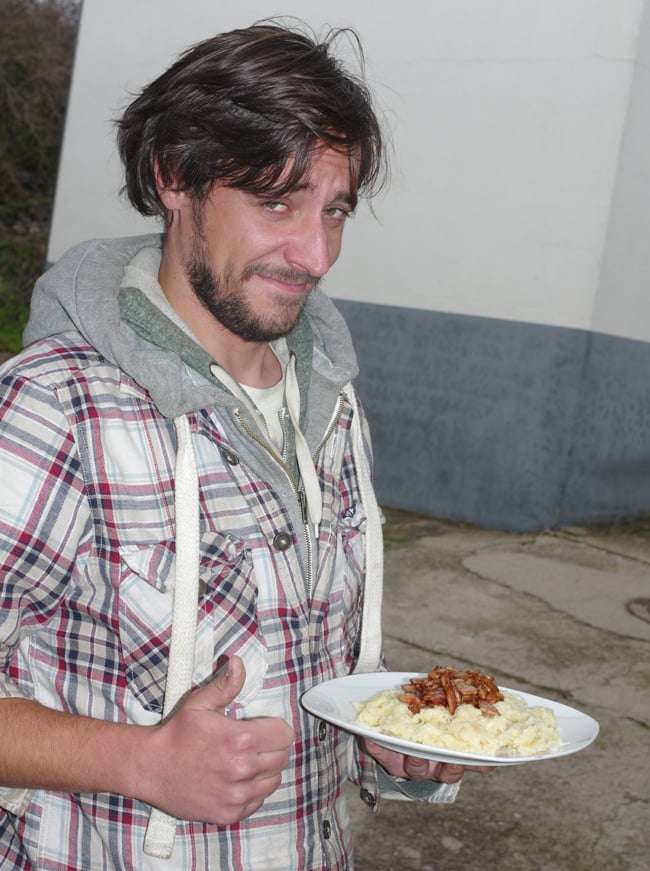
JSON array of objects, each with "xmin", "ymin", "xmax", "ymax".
[
  {"xmin": 136, "ymin": 656, "xmax": 294, "ymax": 824},
  {"xmin": 0, "ymin": 656, "xmax": 293, "ymax": 825},
  {"xmin": 361, "ymin": 738, "xmax": 493, "ymax": 784}
]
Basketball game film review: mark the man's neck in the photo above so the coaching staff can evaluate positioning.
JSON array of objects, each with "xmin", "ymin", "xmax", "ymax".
[{"xmin": 213, "ymin": 339, "xmax": 283, "ymax": 389}]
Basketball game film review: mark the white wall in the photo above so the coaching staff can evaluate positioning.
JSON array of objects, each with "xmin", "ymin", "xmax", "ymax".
[
  {"xmin": 49, "ymin": 0, "xmax": 650, "ymax": 339},
  {"xmin": 592, "ymin": 0, "xmax": 650, "ymax": 341}
]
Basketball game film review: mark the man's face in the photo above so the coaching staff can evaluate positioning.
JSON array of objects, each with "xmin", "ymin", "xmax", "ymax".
[{"xmin": 184, "ymin": 147, "xmax": 354, "ymax": 342}]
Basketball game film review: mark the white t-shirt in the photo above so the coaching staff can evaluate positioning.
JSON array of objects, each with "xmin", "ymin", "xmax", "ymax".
[{"xmin": 241, "ymin": 374, "xmax": 286, "ymax": 452}]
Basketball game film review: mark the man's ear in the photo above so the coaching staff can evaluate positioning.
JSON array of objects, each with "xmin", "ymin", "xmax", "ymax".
[{"xmin": 154, "ymin": 160, "xmax": 188, "ymax": 212}]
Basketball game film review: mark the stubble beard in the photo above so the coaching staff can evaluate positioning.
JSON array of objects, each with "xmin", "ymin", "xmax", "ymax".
[{"xmin": 185, "ymin": 244, "xmax": 321, "ymax": 344}]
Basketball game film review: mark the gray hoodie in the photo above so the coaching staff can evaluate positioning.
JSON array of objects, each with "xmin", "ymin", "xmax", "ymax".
[{"xmin": 25, "ymin": 233, "xmax": 358, "ymax": 425}]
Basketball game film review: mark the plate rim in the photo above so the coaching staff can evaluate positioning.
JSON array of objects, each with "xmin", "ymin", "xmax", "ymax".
[{"xmin": 300, "ymin": 671, "xmax": 600, "ymax": 766}]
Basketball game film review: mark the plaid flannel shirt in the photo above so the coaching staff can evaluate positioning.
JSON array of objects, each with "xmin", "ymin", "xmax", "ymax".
[{"xmin": 0, "ymin": 335, "xmax": 379, "ymax": 870}]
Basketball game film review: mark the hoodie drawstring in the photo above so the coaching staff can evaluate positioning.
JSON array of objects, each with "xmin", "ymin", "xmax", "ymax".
[
  {"xmin": 143, "ymin": 414, "xmax": 200, "ymax": 860},
  {"xmin": 344, "ymin": 384, "xmax": 384, "ymax": 675},
  {"xmin": 285, "ymin": 354, "xmax": 322, "ymax": 529}
]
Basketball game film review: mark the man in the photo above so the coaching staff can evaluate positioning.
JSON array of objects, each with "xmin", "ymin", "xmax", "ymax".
[{"xmin": 0, "ymin": 23, "xmax": 473, "ymax": 870}]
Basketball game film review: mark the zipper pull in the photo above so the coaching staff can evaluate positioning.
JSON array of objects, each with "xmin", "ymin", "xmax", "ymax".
[{"xmin": 298, "ymin": 488, "xmax": 308, "ymax": 523}]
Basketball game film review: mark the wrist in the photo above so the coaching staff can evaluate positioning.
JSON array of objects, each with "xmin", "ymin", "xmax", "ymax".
[{"xmin": 108, "ymin": 720, "xmax": 160, "ymax": 804}]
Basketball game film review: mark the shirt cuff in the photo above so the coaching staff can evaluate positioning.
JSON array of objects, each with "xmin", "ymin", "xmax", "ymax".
[
  {"xmin": 0, "ymin": 787, "xmax": 35, "ymax": 817},
  {"xmin": 377, "ymin": 766, "xmax": 461, "ymax": 803}
]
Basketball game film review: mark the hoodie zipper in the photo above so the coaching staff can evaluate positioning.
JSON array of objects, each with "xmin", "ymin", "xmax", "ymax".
[
  {"xmin": 234, "ymin": 393, "xmax": 345, "ymax": 597},
  {"xmin": 311, "ymin": 392, "xmax": 344, "ymax": 464},
  {"xmin": 234, "ymin": 408, "xmax": 316, "ymax": 594}
]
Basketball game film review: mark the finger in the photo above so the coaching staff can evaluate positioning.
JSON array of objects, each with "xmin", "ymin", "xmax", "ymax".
[
  {"xmin": 361, "ymin": 738, "xmax": 389, "ymax": 760},
  {"xmin": 226, "ymin": 770, "xmax": 284, "ymax": 821},
  {"xmin": 242, "ymin": 746, "xmax": 292, "ymax": 781},
  {"xmin": 246, "ymin": 715, "xmax": 295, "ymax": 753},
  {"xmin": 239, "ymin": 796, "xmax": 266, "ymax": 821},
  {"xmin": 222, "ymin": 725, "xmax": 292, "ymax": 782},
  {"xmin": 403, "ymin": 754, "xmax": 431, "ymax": 781},
  {"xmin": 437, "ymin": 763, "xmax": 465, "ymax": 784},
  {"xmin": 208, "ymin": 792, "xmax": 268, "ymax": 827},
  {"xmin": 242, "ymin": 800, "xmax": 264, "ymax": 820}
]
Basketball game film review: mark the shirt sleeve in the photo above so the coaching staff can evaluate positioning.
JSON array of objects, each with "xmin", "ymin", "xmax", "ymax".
[
  {"xmin": 0, "ymin": 363, "xmax": 92, "ymax": 816},
  {"xmin": 0, "ymin": 363, "xmax": 90, "ymax": 700}
]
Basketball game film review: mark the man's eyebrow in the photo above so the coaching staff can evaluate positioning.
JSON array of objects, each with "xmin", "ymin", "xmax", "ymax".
[
  {"xmin": 334, "ymin": 190, "xmax": 355, "ymax": 207},
  {"xmin": 291, "ymin": 181, "xmax": 355, "ymax": 206}
]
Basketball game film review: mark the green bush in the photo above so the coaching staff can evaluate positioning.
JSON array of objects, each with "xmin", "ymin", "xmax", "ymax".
[
  {"xmin": 0, "ymin": 0, "xmax": 80, "ymax": 354},
  {"xmin": 0, "ymin": 238, "xmax": 47, "ymax": 353},
  {"xmin": 0, "ymin": 282, "xmax": 30, "ymax": 354}
]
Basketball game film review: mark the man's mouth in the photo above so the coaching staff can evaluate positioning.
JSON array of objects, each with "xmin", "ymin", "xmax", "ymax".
[{"xmin": 248, "ymin": 266, "xmax": 321, "ymax": 296}]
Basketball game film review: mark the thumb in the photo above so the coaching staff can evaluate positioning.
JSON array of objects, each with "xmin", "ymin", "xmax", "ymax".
[{"xmin": 191, "ymin": 655, "xmax": 246, "ymax": 713}]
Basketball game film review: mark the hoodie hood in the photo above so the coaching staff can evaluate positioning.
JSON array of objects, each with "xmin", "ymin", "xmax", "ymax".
[{"xmin": 25, "ymin": 234, "xmax": 359, "ymax": 420}]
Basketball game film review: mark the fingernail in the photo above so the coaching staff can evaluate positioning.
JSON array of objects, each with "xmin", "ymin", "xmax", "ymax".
[{"xmin": 215, "ymin": 655, "xmax": 230, "ymax": 678}]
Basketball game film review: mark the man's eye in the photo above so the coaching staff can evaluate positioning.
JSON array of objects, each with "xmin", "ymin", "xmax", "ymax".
[
  {"xmin": 263, "ymin": 201, "xmax": 288, "ymax": 213},
  {"xmin": 325, "ymin": 207, "xmax": 352, "ymax": 221}
]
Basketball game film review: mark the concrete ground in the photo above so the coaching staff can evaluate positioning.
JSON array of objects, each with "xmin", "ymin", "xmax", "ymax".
[{"xmin": 347, "ymin": 509, "xmax": 650, "ymax": 871}]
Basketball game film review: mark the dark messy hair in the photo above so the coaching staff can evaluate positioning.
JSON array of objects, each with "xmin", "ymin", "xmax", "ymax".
[{"xmin": 116, "ymin": 22, "xmax": 387, "ymax": 218}]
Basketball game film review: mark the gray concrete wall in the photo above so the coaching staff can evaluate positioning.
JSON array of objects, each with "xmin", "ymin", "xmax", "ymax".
[{"xmin": 337, "ymin": 299, "xmax": 650, "ymax": 531}]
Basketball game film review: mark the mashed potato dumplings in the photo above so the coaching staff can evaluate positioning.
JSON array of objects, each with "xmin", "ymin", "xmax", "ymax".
[{"xmin": 355, "ymin": 689, "xmax": 562, "ymax": 757}]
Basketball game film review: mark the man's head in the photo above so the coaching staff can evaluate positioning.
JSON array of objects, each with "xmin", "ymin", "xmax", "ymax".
[
  {"xmin": 117, "ymin": 22, "xmax": 387, "ymax": 348},
  {"xmin": 117, "ymin": 21, "xmax": 386, "ymax": 220}
]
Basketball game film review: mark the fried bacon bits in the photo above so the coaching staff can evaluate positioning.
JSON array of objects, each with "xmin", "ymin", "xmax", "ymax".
[{"xmin": 399, "ymin": 666, "xmax": 505, "ymax": 717}]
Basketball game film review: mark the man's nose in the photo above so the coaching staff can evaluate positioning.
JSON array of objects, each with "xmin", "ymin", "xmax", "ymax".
[{"xmin": 285, "ymin": 217, "xmax": 338, "ymax": 278}]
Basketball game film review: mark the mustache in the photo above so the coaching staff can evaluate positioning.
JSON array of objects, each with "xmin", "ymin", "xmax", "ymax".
[{"xmin": 243, "ymin": 264, "xmax": 323, "ymax": 288}]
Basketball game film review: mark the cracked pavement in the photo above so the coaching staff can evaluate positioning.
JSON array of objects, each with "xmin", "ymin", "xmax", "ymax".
[{"xmin": 347, "ymin": 509, "xmax": 650, "ymax": 871}]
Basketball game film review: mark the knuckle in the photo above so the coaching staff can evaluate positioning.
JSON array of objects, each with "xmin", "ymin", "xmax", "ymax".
[
  {"xmin": 227, "ymin": 727, "xmax": 256, "ymax": 756},
  {"xmin": 234, "ymin": 756, "xmax": 258, "ymax": 781}
]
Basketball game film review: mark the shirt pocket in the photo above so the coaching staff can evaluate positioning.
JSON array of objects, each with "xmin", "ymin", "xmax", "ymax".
[
  {"xmin": 118, "ymin": 531, "xmax": 268, "ymax": 715},
  {"xmin": 317, "ymin": 502, "xmax": 367, "ymax": 672}
]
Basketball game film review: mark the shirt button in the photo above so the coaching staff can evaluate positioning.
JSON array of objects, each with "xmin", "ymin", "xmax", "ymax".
[
  {"xmin": 318, "ymin": 721, "xmax": 328, "ymax": 740},
  {"xmin": 360, "ymin": 788, "xmax": 376, "ymax": 809},
  {"xmin": 272, "ymin": 531, "xmax": 292, "ymax": 551},
  {"xmin": 221, "ymin": 448, "xmax": 239, "ymax": 466},
  {"xmin": 322, "ymin": 820, "xmax": 331, "ymax": 840}
]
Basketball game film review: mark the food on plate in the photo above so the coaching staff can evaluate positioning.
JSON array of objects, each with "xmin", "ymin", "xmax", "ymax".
[
  {"xmin": 355, "ymin": 666, "xmax": 562, "ymax": 757},
  {"xmin": 398, "ymin": 665, "xmax": 505, "ymax": 716}
]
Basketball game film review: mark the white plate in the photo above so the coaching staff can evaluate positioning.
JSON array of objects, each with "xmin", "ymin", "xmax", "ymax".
[{"xmin": 301, "ymin": 672, "xmax": 599, "ymax": 766}]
